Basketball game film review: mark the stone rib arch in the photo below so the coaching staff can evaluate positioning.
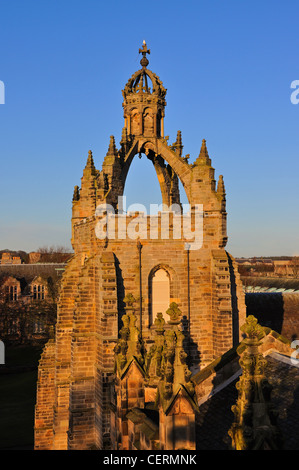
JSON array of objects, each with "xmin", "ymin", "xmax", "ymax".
[
  {"xmin": 156, "ymin": 139, "xmax": 192, "ymax": 204},
  {"xmin": 152, "ymin": 156, "xmax": 173, "ymax": 208},
  {"xmin": 119, "ymin": 137, "xmax": 192, "ymax": 211}
]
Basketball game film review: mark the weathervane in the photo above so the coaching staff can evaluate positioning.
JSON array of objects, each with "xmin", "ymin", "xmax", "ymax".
[{"xmin": 139, "ymin": 40, "xmax": 150, "ymax": 68}]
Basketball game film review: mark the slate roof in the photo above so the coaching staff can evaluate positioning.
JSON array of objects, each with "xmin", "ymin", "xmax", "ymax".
[
  {"xmin": 0, "ymin": 264, "xmax": 66, "ymax": 282},
  {"xmin": 0, "ymin": 264, "xmax": 66, "ymax": 295},
  {"xmin": 196, "ymin": 353, "xmax": 299, "ymax": 450}
]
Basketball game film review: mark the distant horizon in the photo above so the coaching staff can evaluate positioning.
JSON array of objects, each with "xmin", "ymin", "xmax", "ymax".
[{"xmin": 0, "ymin": 247, "xmax": 297, "ymax": 261}]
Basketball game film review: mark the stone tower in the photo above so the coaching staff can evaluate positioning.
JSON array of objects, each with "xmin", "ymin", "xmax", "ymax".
[{"xmin": 34, "ymin": 42, "xmax": 246, "ymax": 450}]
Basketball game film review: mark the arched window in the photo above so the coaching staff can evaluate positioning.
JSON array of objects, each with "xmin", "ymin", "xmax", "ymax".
[
  {"xmin": 151, "ymin": 268, "xmax": 170, "ymax": 323},
  {"xmin": 143, "ymin": 107, "xmax": 154, "ymax": 136},
  {"xmin": 130, "ymin": 109, "xmax": 141, "ymax": 135}
]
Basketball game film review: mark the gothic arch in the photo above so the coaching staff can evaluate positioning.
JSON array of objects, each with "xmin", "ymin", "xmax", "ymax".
[
  {"xmin": 120, "ymin": 138, "xmax": 192, "ymax": 209},
  {"xmin": 147, "ymin": 264, "xmax": 178, "ymax": 326}
]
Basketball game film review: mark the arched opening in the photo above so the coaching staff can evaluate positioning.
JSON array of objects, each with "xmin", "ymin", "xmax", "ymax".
[
  {"xmin": 179, "ymin": 180, "xmax": 189, "ymax": 213},
  {"xmin": 131, "ymin": 70, "xmax": 153, "ymax": 94},
  {"xmin": 122, "ymin": 153, "xmax": 163, "ymax": 215},
  {"xmin": 121, "ymin": 143, "xmax": 191, "ymax": 215},
  {"xmin": 143, "ymin": 107, "xmax": 154, "ymax": 136},
  {"xmin": 150, "ymin": 268, "xmax": 170, "ymax": 325}
]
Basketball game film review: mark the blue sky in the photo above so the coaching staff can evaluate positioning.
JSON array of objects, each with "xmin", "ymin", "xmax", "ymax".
[{"xmin": 0, "ymin": 0, "xmax": 298, "ymax": 257}]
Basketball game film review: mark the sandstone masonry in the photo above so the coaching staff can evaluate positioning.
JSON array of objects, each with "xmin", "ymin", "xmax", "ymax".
[{"xmin": 34, "ymin": 42, "xmax": 246, "ymax": 450}]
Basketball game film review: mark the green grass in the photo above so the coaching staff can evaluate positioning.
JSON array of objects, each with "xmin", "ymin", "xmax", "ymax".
[{"xmin": 0, "ymin": 345, "xmax": 43, "ymax": 449}]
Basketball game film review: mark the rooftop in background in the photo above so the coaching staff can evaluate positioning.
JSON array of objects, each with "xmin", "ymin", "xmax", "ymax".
[
  {"xmin": 0, "ymin": 263, "xmax": 68, "ymax": 282},
  {"xmin": 0, "ymin": 252, "xmax": 22, "ymax": 265},
  {"xmin": 0, "ymin": 249, "xmax": 73, "ymax": 265}
]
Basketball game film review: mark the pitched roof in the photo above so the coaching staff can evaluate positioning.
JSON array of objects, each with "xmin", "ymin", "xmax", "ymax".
[{"xmin": 195, "ymin": 353, "xmax": 299, "ymax": 450}]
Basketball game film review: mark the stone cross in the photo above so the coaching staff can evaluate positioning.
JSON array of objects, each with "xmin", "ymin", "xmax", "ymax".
[{"xmin": 139, "ymin": 41, "xmax": 150, "ymax": 67}]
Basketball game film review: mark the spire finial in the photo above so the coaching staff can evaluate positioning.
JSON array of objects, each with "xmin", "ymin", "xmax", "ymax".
[
  {"xmin": 106, "ymin": 135, "xmax": 117, "ymax": 156},
  {"xmin": 72, "ymin": 185, "xmax": 80, "ymax": 202},
  {"xmin": 229, "ymin": 316, "xmax": 283, "ymax": 450},
  {"xmin": 83, "ymin": 149, "xmax": 96, "ymax": 178},
  {"xmin": 139, "ymin": 40, "xmax": 150, "ymax": 68},
  {"xmin": 217, "ymin": 174, "xmax": 226, "ymax": 196},
  {"xmin": 172, "ymin": 130, "xmax": 183, "ymax": 158},
  {"xmin": 85, "ymin": 150, "xmax": 95, "ymax": 169},
  {"xmin": 194, "ymin": 138, "xmax": 211, "ymax": 166},
  {"xmin": 200, "ymin": 139, "xmax": 208, "ymax": 156}
]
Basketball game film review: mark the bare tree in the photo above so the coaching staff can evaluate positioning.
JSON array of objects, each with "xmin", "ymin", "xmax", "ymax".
[
  {"xmin": 36, "ymin": 245, "xmax": 73, "ymax": 263},
  {"xmin": 291, "ymin": 256, "xmax": 299, "ymax": 279}
]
